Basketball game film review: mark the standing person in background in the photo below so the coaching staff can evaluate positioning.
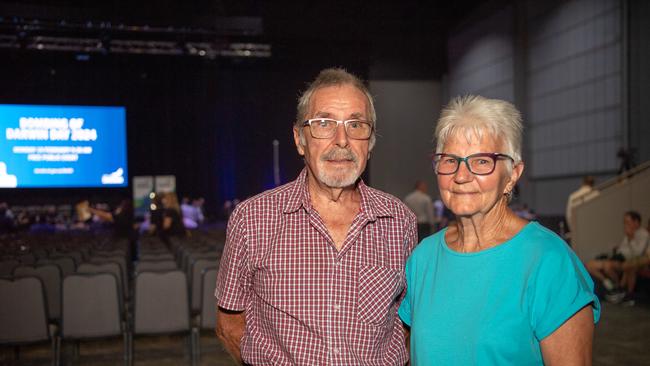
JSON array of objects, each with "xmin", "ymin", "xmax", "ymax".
[
  {"xmin": 565, "ymin": 175, "xmax": 599, "ymax": 234},
  {"xmin": 399, "ymin": 95, "xmax": 599, "ymax": 365},
  {"xmin": 404, "ymin": 180, "xmax": 435, "ymax": 242},
  {"xmin": 160, "ymin": 192, "xmax": 186, "ymax": 239},
  {"xmin": 215, "ymin": 68, "xmax": 417, "ymax": 365}
]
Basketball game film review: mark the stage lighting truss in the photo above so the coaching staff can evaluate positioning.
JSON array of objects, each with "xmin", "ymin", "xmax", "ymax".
[{"xmin": 0, "ymin": 16, "xmax": 271, "ymax": 59}]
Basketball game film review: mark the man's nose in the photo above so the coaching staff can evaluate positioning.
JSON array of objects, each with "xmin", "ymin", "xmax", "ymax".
[{"xmin": 333, "ymin": 123, "xmax": 349, "ymax": 147}]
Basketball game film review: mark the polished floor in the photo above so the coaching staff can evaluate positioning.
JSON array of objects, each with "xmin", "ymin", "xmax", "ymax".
[{"xmin": 2, "ymin": 302, "xmax": 649, "ymax": 365}]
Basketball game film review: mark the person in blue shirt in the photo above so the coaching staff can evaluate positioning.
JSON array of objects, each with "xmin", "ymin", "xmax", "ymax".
[{"xmin": 399, "ymin": 95, "xmax": 600, "ymax": 365}]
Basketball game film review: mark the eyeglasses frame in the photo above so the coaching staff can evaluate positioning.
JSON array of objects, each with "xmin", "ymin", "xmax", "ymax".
[
  {"xmin": 432, "ymin": 152, "xmax": 514, "ymax": 175},
  {"xmin": 302, "ymin": 118, "xmax": 374, "ymax": 140}
]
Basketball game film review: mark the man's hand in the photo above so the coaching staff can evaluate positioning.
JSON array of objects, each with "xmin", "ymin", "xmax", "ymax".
[{"xmin": 216, "ymin": 307, "xmax": 246, "ymax": 364}]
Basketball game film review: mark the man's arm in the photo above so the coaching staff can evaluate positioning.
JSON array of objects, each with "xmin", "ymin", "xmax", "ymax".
[
  {"xmin": 215, "ymin": 205, "xmax": 250, "ymax": 364},
  {"xmin": 540, "ymin": 305, "xmax": 594, "ymax": 366},
  {"xmin": 216, "ymin": 307, "xmax": 246, "ymax": 364},
  {"xmin": 403, "ymin": 324, "xmax": 411, "ymax": 358}
]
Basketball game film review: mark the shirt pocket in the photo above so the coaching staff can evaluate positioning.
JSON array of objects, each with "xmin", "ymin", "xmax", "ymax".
[{"xmin": 357, "ymin": 265, "xmax": 404, "ymax": 325}]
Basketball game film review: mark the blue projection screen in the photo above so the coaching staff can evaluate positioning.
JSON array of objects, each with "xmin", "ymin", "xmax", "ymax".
[{"xmin": 0, "ymin": 104, "xmax": 127, "ymax": 188}]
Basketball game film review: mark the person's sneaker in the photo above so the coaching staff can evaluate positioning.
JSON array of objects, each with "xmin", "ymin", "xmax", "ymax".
[
  {"xmin": 621, "ymin": 294, "xmax": 636, "ymax": 307},
  {"xmin": 605, "ymin": 290, "xmax": 626, "ymax": 304}
]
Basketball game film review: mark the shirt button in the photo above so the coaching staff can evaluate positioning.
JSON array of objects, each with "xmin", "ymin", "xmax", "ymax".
[
  {"xmin": 333, "ymin": 304, "xmax": 340, "ymax": 311},
  {"xmin": 331, "ymin": 347, "xmax": 340, "ymax": 355}
]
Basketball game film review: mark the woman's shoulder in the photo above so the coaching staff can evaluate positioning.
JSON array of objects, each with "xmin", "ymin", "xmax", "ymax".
[
  {"xmin": 410, "ymin": 229, "xmax": 446, "ymax": 260},
  {"xmin": 516, "ymin": 222, "xmax": 577, "ymax": 262},
  {"xmin": 519, "ymin": 222, "xmax": 566, "ymax": 247}
]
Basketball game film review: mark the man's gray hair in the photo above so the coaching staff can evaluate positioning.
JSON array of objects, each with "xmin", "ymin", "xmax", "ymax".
[
  {"xmin": 295, "ymin": 68, "xmax": 376, "ymax": 150},
  {"xmin": 435, "ymin": 95, "xmax": 523, "ymax": 165}
]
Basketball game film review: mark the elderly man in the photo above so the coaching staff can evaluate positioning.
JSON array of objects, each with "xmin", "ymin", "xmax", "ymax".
[{"xmin": 215, "ymin": 68, "xmax": 417, "ymax": 365}]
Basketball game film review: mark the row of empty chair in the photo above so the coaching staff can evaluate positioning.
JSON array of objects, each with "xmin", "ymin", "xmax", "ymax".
[{"xmin": 1, "ymin": 231, "xmax": 224, "ymax": 365}]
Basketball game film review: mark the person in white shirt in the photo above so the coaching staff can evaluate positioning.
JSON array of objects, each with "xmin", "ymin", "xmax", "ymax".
[
  {"xmin": 181, "ymin": 196, "xmax": 205, "ymax": 229},
  {"xmin": 586, "ymin": 211, "xmax": 649, "ymax": 304},
  {"xmin": 404, "ymin": 181, "xmax": 435, "ymax": 242},
  {"xmin": 565, "ymin": 176, "xmax": 599, "ymax": 233}
]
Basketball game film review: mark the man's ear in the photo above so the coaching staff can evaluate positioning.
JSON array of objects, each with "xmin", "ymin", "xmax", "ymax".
[{"xmin": 293, "ymin": 127, "xmax": 305, "ymax": 156}]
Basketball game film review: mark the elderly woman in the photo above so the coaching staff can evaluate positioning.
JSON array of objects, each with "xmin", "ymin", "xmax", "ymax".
[{"xmin": 398, "ymin": 95, "xmax": 600, "ymax": 365}]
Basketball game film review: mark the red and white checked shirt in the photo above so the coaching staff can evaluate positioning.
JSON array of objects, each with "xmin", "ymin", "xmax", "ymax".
[{"xmin": 215, "ymin": 169, "xmax": 417, "ymax": 365}]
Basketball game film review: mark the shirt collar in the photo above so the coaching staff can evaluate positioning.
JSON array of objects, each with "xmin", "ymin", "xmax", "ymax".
[{"xmin": 283, "ymin": 168, "xmax": 394, "ymax": 220}]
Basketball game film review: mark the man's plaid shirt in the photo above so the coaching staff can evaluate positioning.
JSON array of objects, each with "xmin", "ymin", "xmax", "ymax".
[{"xmin": 216, "ymin": 169, "xmax": 417, "ymax": 365}]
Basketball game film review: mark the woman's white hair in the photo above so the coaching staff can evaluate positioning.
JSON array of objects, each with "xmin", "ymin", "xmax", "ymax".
[{"xmin": 435, "ymin": 95, "xmax": 523, "ymax": 165}]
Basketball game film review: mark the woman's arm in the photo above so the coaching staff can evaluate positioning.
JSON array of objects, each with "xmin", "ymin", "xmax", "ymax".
[
  {"xmin": 88, "ymin": 207, "xmax": 114, "ymax": 222},
  {"xmin": 540, "ymin": 305, "xmax": 594, "ymax": 365}
]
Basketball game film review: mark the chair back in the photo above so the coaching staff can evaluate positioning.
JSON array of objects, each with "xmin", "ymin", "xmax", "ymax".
[
  {"xmin": 94, "ymin": 249, "xmax": 126, "ymax": 258},
  {"xmin": 134, "ymin": 270, "xmax": 189, "ymax": 335},
  {"xmin": 190, "ymin": 258, "xmax": 218, "ymax": 312},
  {"xmin": 38, "ymin": 256, "xmax": 76, "ymax": 277},
  {"xmin": 0, "ymin": 277, "xmax": 50, "ymax": 344},
  {"xmin": 199, "ymin": 267, "xmax": 218, "ymax": 330},
  {"xmin": 0, "ymin": 259, "xmax": 20, "ymax": 277},
  {"xmin": 62, "ymin": 273, "xmax": 122, "ymax": 339},
  {"xmin": 90, "ymin": 255, "xmax": 127, "ymax": 289},
  {"xmin": 77, "ymin": 262, "xmax": 127, "ymax": 298},
  {"xmin": 18, "ymin": 253, "xmax": 36, "ymax": 265},
  {"xmin": 135, "ymin": 260, "xmax": 177, "ymax": 273},
  {"xmin": 139, "ymin": 252, "xmax": 174, "ymax": 261},
  {"xmin": 13, "ymin": 264, "xmax": 62, "ymax": 321},
  {"xmin": 61, "ymin": 250, "xmax": 84, "ymax": 265}
]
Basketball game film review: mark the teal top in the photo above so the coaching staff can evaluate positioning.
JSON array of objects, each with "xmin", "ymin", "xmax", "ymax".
[{"xmin": 398, "ymin": 222, "xmax": 600, "ymax": 365}]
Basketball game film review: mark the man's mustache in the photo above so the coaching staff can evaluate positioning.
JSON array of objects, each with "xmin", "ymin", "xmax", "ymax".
[{"xmin": 321, "ymin": 148, "xmax": 358, "ymax": 162}]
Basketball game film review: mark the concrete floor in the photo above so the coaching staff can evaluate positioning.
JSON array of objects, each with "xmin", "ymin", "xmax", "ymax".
[
  {"xmin": 2, "ymin": 303, "xmax": 649, "ymax": 365},
  {"xmin": 593, "ymin": 301, "xmax": 650, "ymax": 366}
]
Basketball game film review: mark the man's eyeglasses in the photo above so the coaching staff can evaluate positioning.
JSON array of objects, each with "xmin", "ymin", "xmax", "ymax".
[
  {"xmin": 302, "ymin": 118, "xmax": 373, "ymax": 140},
  {"xmin": 433, "ymin": 153, "xmax": 514, "ymax": 175}
]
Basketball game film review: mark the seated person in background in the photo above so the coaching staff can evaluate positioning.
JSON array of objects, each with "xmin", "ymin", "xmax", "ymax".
[
  {"xmin": 89, "ymin": 199, "xmax": 135, "ymax": 239},
  {"xmin": 181, "ymin": 196, "xmax": 205, "ymax": 229},
  {"xmin": 0, "ymin": 202, "xmax": 15, "ymax": 234},
  {"xmin": 89, "ymin": 199, "xmax": 138, "ymax": 261},
  {"xmin": 586, "ymin": 211, "xmax": 649, "ymax": 303}
]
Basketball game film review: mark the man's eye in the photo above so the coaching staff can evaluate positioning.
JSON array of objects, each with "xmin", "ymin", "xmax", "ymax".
[
  {"xmin": 316, "ymin": 119, "xmax": 330, "ymax": 128},
  {"xmin": 442, "ymin": 158, "xmax": 457, "ymax": 165},
  {"xmin": 348, "ymin": 121, "xmax": 360, "ymax": 128}
]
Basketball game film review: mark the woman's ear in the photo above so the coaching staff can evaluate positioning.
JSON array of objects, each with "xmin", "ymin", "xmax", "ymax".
[{"xmin": 504, "ymin": 162, "xmax": 524, "ymax": 194}]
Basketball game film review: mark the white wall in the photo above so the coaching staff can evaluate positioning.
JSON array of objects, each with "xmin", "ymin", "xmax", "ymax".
[
  {"xmin": 445, "ymin": 0, "xmax": 623, "ymax": 215},
  {"xmin": 526, "ymin": 0, "xmax": 622, "ymax": 179}
]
